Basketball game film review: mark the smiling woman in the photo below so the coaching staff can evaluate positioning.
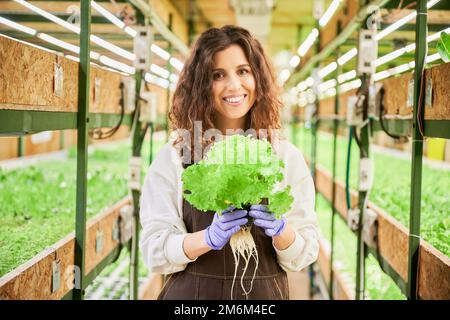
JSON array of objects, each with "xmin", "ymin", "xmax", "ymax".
[
  {"xmin": 211, "ymin": 45, "xmax": 256, "ymax": 133},
  {"xmin": 139, "ymin": 25, "xmax": 319, "ymax": 300}
]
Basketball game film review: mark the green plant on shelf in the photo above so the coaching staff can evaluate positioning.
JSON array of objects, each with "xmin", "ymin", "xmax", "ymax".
[{"xmin": 437, "ymin": 32, "xmax": 450, "ymax": 63}]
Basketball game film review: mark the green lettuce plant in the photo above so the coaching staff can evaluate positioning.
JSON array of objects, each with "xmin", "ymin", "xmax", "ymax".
[
  {"xmin": 181, "ymin": 135, "xmax": 294, "ymax": 218},
  {"xmin": 437, "ymin": 32, "xmax": 450, "ymax": 63}
]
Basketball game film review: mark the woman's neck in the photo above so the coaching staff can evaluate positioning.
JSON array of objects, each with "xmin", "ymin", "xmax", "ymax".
[{"xmin": 213, "ymin": 113, "xmax": 249, "ymax": 135}]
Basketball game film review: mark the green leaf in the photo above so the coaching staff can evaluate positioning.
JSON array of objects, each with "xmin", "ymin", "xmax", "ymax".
[
  {"xmin": 437, "ymin": 32, "xmax": 450, "ymax": 63},
  {"xmin": 181, "ymin": 135, "xmax": 294, "ymax": 216}
]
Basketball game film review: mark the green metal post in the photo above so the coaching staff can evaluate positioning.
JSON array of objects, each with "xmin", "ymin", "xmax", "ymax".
[
  {"xmin": 355, "ymin": 74, "xmax": 370, "ymax": 300},
  {"xmin": 407, "ymin": 0, "xmax": 427, "ymax": 300},
  {"xmin": 73, "ymin": 0, "xmax": 91, "ymax": 300},
  {"xmin": 127, "ymin": 5, "xmax": 147, "ymax": 299},
  {"xmin": 165, "ymin": 13, "xmax": 173, "ymax": 143},
  {"xmin": 149, "ymin": 122, "xmax": 154, "ymax": 166},
  {"xmin": 308, "ymin": 19, "xmax": 321, "ymax": 300},
  {"xmin": 129, "ymin": 70, "xmax": 143, "ymax": 300},
  {"xmin": 60, "ymin": 130, "xmax": 65, "ymax": 150},
  {"xmin": 329, "ymin": 24, "xmax": 342, "ymax": 299},
  {"xmin": 17, "ymin": 136, "xmax": 24, "ymax": 157}
]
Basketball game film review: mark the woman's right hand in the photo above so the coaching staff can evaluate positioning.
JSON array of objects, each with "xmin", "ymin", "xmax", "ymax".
[{"xmin": 205, "ymin": 206, "xmax": 248, "ymax": 250}]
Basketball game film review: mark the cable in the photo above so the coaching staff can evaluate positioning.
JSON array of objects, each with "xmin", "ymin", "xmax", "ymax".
[
  {"xmin": 345, "ymin": 127, "xmax": 353, "ymax": 210},
  {"xmin": 378, "ymin": 87, "xmax": 403, "ymax": 140},
  {"xmin": 88, "ymin": 82, "xmax": 125, "ymax": 140}
]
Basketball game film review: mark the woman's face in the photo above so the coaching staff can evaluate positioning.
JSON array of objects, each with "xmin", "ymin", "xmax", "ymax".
[{"xmin": 211, "ymin": 44, "xmax": 256, "ymax": 124}]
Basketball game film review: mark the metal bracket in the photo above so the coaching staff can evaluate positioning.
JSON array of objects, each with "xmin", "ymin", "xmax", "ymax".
[
  {"xmin": 425, "ymin": 76, "xmax": 433, "ymax": 108},
  {"xmin": 346, "ymin": 95, "xmax": 364, "ymax": 126},
  {"xmin": 359, "ymin": 157, "xmax": 373, "ymax": 192},
  {"xmin": 119, "ymin": 204, "xmax": 134, "ymax": 244},
  {"xmin": 54, "ymin": 63, "xmax": 63, "ymax": 98},
  {"xmin": 95, "ymin": 230, "xmax": 104, "ymax": 255},
  {"xmin": 368, "ymin": 83, "xmax": 382, "ymax": 119},
  {"xmin": 347, "ymin": 208, "xmax": 360, "ymax": 232},
  {"xmin": 112, "ymin": 218, "xmax": 120, "ymax": 242},
  {"xmin": 407, "ymin": 78, "xmax": 414, "ymax": 108},
  {"xmin": 362, "ymin": 208, "xmax": 378, "ymax": 248},
  {"xmin": 122, "ymin": 76, "xmax": 136, "ymax": 113},
  {"xmin": 94, "ymin": 77, "xmax": 101, "ymax": 105},
  {"xmin": 128, "ymin": 156, "xmax": 142, "ymax": 191},
  {"xmin": 357, "ymin": 29, "xmax": 378, "ymax": 75},
  {"xmin": 139, "ymin": 90, "xmax": 157, "ymax": 123},
  {"xmin": 133, "ymin": 26, "xmax": 153, "ymax": 71},
  {"xmin": 52, "ymin": 260, "xmax": 61, "ymax": 293}
]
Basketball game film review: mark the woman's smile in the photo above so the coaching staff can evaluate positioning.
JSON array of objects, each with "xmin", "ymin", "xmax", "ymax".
[{"xmin": 222, "ymin": 93, "xmax": 248, "ymax": 106}]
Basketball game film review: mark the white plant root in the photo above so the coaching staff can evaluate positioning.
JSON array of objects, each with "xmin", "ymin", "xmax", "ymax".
[{"xmin": 229, "ymin": 225, "xmax": 259, "ymax": 300}]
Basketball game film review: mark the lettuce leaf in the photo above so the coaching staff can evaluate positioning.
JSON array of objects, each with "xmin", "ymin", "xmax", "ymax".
[{"xmin": 182, "ymin": 135, "xmax": 294, "ymax": 219}]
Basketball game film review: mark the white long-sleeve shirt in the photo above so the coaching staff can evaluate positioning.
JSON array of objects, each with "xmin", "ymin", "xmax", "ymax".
[{"xmin": 139, "ymin": 137, "xmax": 319, "ymax": 275}]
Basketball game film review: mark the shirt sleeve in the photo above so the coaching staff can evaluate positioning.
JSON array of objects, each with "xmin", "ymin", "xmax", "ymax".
[
  {"xmin": 139, "ymin": 143, "xmax": 196, "ymax": 275},
  {"xmin": 273, "ymin": 141, "xmax": 320, "ymax": 272}
]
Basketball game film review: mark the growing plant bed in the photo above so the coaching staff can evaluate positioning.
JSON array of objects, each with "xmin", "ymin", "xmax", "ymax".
[
  {"xmin": 295, "ymin": 127, "xmax": 449, "ymax": 257},
  {"xmin": 0, "ymin": 137, "xmax": 164, "ymax": 277}
]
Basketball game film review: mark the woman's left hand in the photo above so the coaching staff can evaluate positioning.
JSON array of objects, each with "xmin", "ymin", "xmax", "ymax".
[{"xmin": 248, "ymin": 204, "xmax": 286, "ymax": 237}]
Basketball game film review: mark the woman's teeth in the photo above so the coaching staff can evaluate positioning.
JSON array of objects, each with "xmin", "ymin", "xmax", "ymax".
[{"xmin": 223, "ymin": 94, "xmax": 246, "ymax": 104}]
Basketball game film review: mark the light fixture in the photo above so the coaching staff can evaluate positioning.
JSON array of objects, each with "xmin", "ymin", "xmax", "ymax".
[
  {"xmin": 338, "ymin": 70, "xmax": 356, "ymax": 83},
  {"xmin": 318, "ymin": 62, "xmax": 337, "ymax": 78},
  {"xmin": 14, "ymin": 0, "xmax": 136, "ymax": 61},
  {"xmin": 0, "ymin": 16, "xmax": 37, "ymax": 36},
  {"xmin": 289, "ymin": 55, "xmax": 301, "ymax": 68},
  {"xmin": 278, "ymin": 69, "xmax": 291, "ymax": 84},
  {"xmin": 151, "ymin": 64, "xmax": 170, "ymax": 79},
  {"xmin": 374, "ymin": 28, "xmax": 450, "ymax": 67},
  {"xmin": 99, "ymin": 56, "xmax": 136, "ymax": 74},
  {"xmin": 319, "ymin": 0, "xmax": 341, "ymax": 27},
  {"xmin": 37, "ymin": 33, "xmax": 79, "ymax": 54},
  {"xmin": 375, "ymin": 0, "xmax": 441, "ymax": 40},
  {"xmin": 169, "ymin": 57, "xmax": 184, "ymax": 72},
  {"xmin": 151, "ymin": 44, "xmax": 170, "ymax": 60},
  {"xmin": 337, "ymin": 48, "xmax": 358, "ymax": 66},
  {"xmin": 305, "ymin": 76, "xmax": 315, "ymax": 87},
  {"xmin": 297, "ymin": 28, "xmax": 319, "ymax": 57},
  {"xmin": 145, "ymin": 73, "xmax": 170, "ymax": 89}
]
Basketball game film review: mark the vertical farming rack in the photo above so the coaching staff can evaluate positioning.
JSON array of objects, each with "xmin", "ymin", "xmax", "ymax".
[
  {"xmin": 0, "ymin": 0, "xmax": 189, "ymax": 300},
  {"xmin": 286, "ymin": 0, "xmax": 449, "ymax": 300}
]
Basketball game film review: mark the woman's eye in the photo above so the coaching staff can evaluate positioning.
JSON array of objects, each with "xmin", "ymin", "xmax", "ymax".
[
  {"xmin": 238, "ymin": 69, "xmax": 250, "ymax": 76},
  {"xmin": 213, "ymin": 72, "xmax": 224, "ymax": 80}
]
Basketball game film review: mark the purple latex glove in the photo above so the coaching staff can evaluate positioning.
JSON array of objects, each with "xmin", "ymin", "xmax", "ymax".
[
  {"xmin": 249, "ymin": 204, "xmax": 286, "ymax": 237},
  {"xmin": 205, "ymin": 206, "xmax": 248, "ymax": 250}
]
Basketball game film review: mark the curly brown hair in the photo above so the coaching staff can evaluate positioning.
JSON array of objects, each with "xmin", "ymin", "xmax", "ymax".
[{"xmin": 169, "ymin": 25, "xmax": 282, "ymax": 162}]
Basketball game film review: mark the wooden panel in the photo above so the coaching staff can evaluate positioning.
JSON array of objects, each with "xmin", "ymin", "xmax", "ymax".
[
  {"xmin": 0, "ymin": 234, "xmax": 75, "ymax": 300},
  {"xmin": 381, "ymin": 72, "xmax": 412, "ymax": 116},
  {"xmin": 369, "ymin": 203, "xmax": 409, "ymax": 281},
  {"xmin": 24, "ymin": 131, "xmax": 61, "ymax": 156},
  {"xmin": 0, "ymin": 136, "xmax": 18, "ymax": 160},
  {"xmin": 89, "ymin": 66, "xmax": 122, "ymax": 114},
  {"xmin": 84, "ymin": 198, "xmax": 128, "ymax": 274},
  {"xmin": 0, "ymin": 35, "xmax": 132, "ymax": 114},
  {"xmin": 0, "ymin": 196, "xmax": 131, "ymax": 300},
  {"xmin": 418, "ymin": 242, "xmax": 450, "ymax": 300},
  {"xmin": 425, "ymin": 62, "xmax": 450, "ymax": 120},
  {"xmin": 0, "ymin": 35, "xmax": 78, "ymax": 112}
]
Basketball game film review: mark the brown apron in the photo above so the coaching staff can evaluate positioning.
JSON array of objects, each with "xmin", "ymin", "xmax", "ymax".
[{"xmin": 157, "ymin": 161, "xmax": 289, "ymax": 300}]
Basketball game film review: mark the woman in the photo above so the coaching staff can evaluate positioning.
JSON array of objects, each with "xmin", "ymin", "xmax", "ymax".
[{"xmin": 139, "ymin": 25, "xmax": 319, "ymax": 300}]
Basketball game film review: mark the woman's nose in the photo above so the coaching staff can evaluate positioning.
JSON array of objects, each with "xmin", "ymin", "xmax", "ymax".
[{"xmin": 226, "ymin": 74, "xmax": 242, "ymax": 90}]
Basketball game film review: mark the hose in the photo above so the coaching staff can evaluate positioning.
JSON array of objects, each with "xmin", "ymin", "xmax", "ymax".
[{"xmin": 345, "ymin": 126, "xmax": 353, "ymax": 210}]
